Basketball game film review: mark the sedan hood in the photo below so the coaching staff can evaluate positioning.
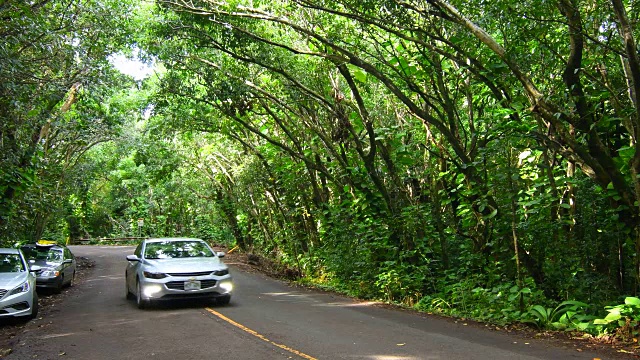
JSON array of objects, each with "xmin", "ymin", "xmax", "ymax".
[
  {"xmin": 144, "ymin": 257, "xmax": 226, "ymax": 273},
  {"xmin": 29, "ymin": 259, "xmax": 60, "ymax": 269},
  {"xmin": 0, "ymin": 272, "xmax": 29, "ymax": 290}
]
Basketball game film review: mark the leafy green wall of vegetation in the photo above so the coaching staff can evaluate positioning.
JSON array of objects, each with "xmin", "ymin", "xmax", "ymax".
[{"xmin": 4, "ymin": 0, "xmax": 640, "ymax": 336}]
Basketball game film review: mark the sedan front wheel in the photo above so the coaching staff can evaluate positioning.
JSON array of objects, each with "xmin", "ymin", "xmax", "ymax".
[
  {"xmin": 28, "ymin": 292, "xmax": 39, "ymax": 320},
  {"xmin": 136, "ymin": 280, "xmax": 148, "ymax": 309},
  {"xmin": 54, "ymin": 276, "xmax": 63, "ymax": 294},
  {"xmin": 216, "ymin": 294, "xmax": 231, "ymax": 306},
  {"xmin": 125, "ymin": 279, "xmax": 134, "ymax": 300},
  {"xmin": 67, "ymin": 271, "xmax": 75, "ymax": 288}
]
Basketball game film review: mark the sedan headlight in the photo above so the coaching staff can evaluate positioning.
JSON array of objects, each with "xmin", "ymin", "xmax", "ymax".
[
  {"xmin": 143, "ymin": 271, "xmax": 167, "ymax": 279},
  {"xmin": 212, "ymin": 269, "xmax": 229, "ymax": 276},
  {"xmin": 40, "ymin": 269, "xmax": 60, "ymax": 277},
  {"xmin": 142, "ymin": 284, "xmax": 163, "ymax": 296},
  {"xmin": 219, "ymin": 281, "xmax": 233, "ymax": 292},
  {"xmin": 9, "ymin": 281, "xmax": 30, "ymax": 296}
]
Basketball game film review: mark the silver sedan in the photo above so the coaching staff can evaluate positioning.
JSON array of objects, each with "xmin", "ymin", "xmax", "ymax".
[
  {"xmin": 125, "ymin": 238, "xmax": 233, "ymax": 309},
  {"xmin": 0, "ymin": 248, "xmax": 40, "ymax": 319}
]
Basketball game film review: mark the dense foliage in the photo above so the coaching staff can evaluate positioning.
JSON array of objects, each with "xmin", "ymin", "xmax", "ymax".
[
  {"xmin": 5, "ymin": 0, "xmax": 640, "ymax": 333},
  {"xmin": 0, "ymin": 0, "xmax": 140, "ymax": 241}
]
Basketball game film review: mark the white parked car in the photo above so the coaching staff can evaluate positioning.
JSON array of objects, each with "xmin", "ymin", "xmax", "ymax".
[
  {"xmin": 125, "ymin": 238, "xmax": 233, "ymax": 309},
  {"xmin": 0, "ymin": 248, "xmax": 40, "ymax": 320}
]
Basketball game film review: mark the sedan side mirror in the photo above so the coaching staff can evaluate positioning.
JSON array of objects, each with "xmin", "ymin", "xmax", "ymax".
[
  {"xmin": 126, "ymin": 255, "xmax": 140, "ymax": 262},
  {"xmin": 216, "ymin": 252, "xmax": 226, "ymax": 258}
]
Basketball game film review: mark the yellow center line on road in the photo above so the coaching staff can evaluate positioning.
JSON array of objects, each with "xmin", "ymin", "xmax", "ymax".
[{"xmin": 205, "ymin": 308, "xmax": 318, "ymax": 360}]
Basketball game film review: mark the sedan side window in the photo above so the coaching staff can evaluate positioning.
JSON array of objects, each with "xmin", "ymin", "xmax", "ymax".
[{"xmin": 134, "ymin": 243, "xmax": 143, "ymax": 257}]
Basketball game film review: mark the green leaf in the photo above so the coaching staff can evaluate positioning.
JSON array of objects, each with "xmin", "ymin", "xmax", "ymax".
[
  {"xmin": 604, "ymin": 309, "xmax": 621, "ymax": 321},
  {"xmin": 625, "ymin": 297, "xmax": 640, "ymax": 306},
  {"xmin": 484, "ymin": 208, "xmax": 498, "ymax": 219},
  {"xmin": 529, "ymin": 305, "xmax": 550, "ymax": 321},
  {"xmin": 352, "ymin": 68, "xmax": 367, "ymax": 83}
]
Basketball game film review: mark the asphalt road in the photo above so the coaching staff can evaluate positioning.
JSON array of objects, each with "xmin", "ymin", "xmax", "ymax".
[{"xmin": 2, "ymin": 246, "xmax": 617, "ymax": 359}]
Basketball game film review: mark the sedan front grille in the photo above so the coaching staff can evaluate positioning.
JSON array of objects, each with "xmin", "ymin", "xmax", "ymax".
[
  {"xmin": 166, "ymin": 271, "xmax": 212, "ymax": 277},
  {"xmin": 166, "ymin": 280, "xmax": 217, "ymax": 290},
  {"xmin": 200, "ymin": 280, "xmax": 217, "ymax": 288},
  {"xmin": 0, "ymin": 289, "xmax": 7, "ymax": 299}
]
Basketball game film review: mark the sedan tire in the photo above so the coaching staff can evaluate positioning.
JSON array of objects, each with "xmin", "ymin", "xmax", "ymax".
[
  {"xmin": 67, "ymin": 271, "xmax": 75, "ymax": 288},
  {"xmin": 125, "ymin": 278, "xmax": 134, "ymax": 300},
  {"xmin": 217, "ymin": 295, "xmax": 231, "ymax": 306},
  {"xmin": 136, "ymin": 280, "xmax": 148, "ymax": 309},
  {"xmin": 29, "ymin": 292, "xmax": 39, "ymax": 320},
  {"xmin": 54, "ymin": 277, "xmax": 63, "ymax": 294}
]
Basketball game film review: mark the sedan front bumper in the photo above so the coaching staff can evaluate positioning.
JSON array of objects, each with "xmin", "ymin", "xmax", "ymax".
[
  {"xmin": 35, "ymin": 275, "xmax": 63, "ymax": 289},
  {"xmin": 0, "ymin": 287, "xmax": 35, "ymax": 318},
  {"xmin": 138, "ymin": 276, "xmax": 233, "ymax": 302}
]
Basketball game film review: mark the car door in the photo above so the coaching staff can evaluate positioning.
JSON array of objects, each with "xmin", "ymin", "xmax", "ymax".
[
  {"xmin": 126, "ymin": 242, "xmax": 144, "ymax": 291},
  {"xmin": 56, "ymin": 248, "xmax": 67, "ymax": 283},
  {"xmin": 63, "ymin": 248, "xmax": 75, "ymax": 283}
]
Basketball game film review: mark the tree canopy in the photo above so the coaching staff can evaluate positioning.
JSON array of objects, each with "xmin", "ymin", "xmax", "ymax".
[{"xmin": 4, "ymin": 0, "xmax": 640, "ymax": 330}]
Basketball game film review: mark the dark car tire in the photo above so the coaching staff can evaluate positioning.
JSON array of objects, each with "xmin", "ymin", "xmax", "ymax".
[
  {"xmin": 67, "ymin": 271, "xmax": 75, "ymax": 288},
  {"xmin": 125, "ymin": 280, "xmax": 134, "ymax": 300},
  {"xmin": 136, "ymin": 280, "xmax": 148, "ymax": 309},
  {"xmin": 29, "ymin": 292, "xmax": 39, "ymax": 320},
  {"xmin": 217, "ymin": 295, "xmax": 231, "ymax": 306},
  {"xmin": 54, "ymin": 277, "xmax": 63, "ymax": 294}
]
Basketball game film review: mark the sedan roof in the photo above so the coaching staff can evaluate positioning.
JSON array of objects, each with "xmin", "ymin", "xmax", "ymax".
[
  {"xmin": 145, "ymin": 237, "xmax": 204, "ymax": 242},
  {"xmin": 0, "ymin": 248, "xmax": 20, "ymax": 254},
  {"xmin": 21, "ymin": 243, "xmax": 64, "ymax": 249}
]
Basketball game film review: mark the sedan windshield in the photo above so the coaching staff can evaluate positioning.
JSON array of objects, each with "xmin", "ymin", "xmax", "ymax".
[
  {"xmin": 21, "ymin": 247, "xmax": 63, "ymax": 263},
  {"xmin": 0, "ymin": 254, "xmax": 25, "ymax": 273},
  {"xmin": 144, "ymin": 241, "xmax": 214, "ymax": 259}
]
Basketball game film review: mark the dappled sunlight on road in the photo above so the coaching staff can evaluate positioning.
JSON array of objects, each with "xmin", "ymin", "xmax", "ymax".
[
  {"xmin": 91, "ymin": 317, "xmax": 146, "ymax": 328},
  {"xmin": 38, "ymin": 311, "xmax": 190, "ymax": 341},
  {"xmin": 41, "ymin": 332, "xmax": 75, "ymax": 339},
  {"xmin": 263, "ymin": 292, "xmax": 301, "ymax": 296},
  {"xmin": 85, "ymin": 275, "xmax": 124, "ymax": 282},
  {"xmin": 262, "ymin": 291, "xmax": 381, "ymax": 308},
  {"xmin": 353, "ymin": 356, "xmax": 425, "ymax": 360},
  {"xmin": 262, "ymin": 291, "xmax": 320, "ymax": 303},
  {"xmin": 319, "ymin": 300, "xmax": 381, "ymax": 307},
  {"xmin": 354, "ymin": 356, "xmax": 427, "ymax": 360},
  {"xmin": 39, "ymin": 317, "xmax": 143, "ymax": 340}
]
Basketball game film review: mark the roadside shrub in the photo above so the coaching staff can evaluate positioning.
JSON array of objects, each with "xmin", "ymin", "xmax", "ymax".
[
  {"xmin": 414, "ymin": 273, "xmax": 547, "ymax": 324},
  {"xmin": 521, "ymin": 300, "xmax": 593, "ymax": 330},
  {"xmin": 375, "ymin": 264, "xmax": 425, "ymax": 305},
  {"xmin": 591, "ymin": 297, "xmax": 640, "ymax": 340}
]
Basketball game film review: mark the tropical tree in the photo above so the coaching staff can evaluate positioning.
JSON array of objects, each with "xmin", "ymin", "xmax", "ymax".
[{"xmin": 0, "ymin": 0, "xmax": 142, "ymax": 243}]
